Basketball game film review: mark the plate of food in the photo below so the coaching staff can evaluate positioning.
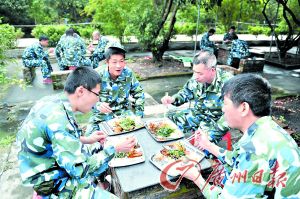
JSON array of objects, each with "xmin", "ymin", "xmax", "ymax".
[
  {"xmin": 105, "ymin": 135, "xmax": 145, "ymax": 167},
  {"xmin": 101, "ymin": 116, "xmax": 144, "ymax": 136},
  {"xmin": 150, "ymin": 140, "xmax": 205, "ymax": 176},
  {"xmin": 145, "ymin": 118, "xmax": 184, "ymax": 142}
]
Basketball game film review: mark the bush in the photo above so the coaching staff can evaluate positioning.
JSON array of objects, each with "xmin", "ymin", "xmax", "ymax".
[
  {"xmin": 0, "ymin": 22, "xmax": 24, "ymax": 88},
  {"xmin": 174, "ymin": 23, "xmax": 206, "ymax": 35},
  {"xmin": 248, "ymin": 26, "xmax": 271, "ymax": 36},
  {"xmin": 32, "ymin": 25, "xmax": 67, "ymax": 47}
]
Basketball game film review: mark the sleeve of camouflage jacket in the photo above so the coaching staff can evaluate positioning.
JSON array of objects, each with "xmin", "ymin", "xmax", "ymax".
[
  {"xmin": 49, "ymin": 128, "xmax": 115, "ymax": 179},
  {"xmin": 207, "ymin": 115, "xmax": 230, "ymax": 143},
  {"xmin": 130, "ymin": 74, "xmax": 145, "ymax": 117},
  {"xmin": 172, "ymin": 79, "xmax": 196, "ymax": 106}
]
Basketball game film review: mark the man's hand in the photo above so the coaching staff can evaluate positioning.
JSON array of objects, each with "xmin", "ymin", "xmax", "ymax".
[
  {"xmin": 97, "ymin": 102, "xmax": 112, "ymax": 113},
  {"xmin": 80, "ymin": 131, "xmax": 107, "ymax": 144},
  {"xmin": 114, "ymin": 136, "xmax": 136, "ymax": 153},
  {"xmin": 88, "ymin": 43, "xmax": 95, "ymax": 52},
  {"xmin": 48, "ymin": 48, "xmax": 55, "ymax": 54},
  {"xmin": 161, "ymin": 96, "xmax": 175, "ymax": 105},
  {"xmin": 194, "ymin": 129, "xmax": 211, "ymax": 151}
]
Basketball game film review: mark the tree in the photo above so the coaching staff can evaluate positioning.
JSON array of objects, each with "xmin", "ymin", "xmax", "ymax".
[
  {"xmin": 128, "ymin": 0, "xmax": 223, "ymax": 62},
  {"xmin": 262, "ymin": 0, "xmax": 300, "ymax": 58}
]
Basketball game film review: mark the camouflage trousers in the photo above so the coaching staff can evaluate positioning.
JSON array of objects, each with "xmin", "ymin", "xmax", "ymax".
[
  {"xmin": 58, "ymin": 58, "xmax": 92, "ymax": 71},
  {"xmin": 23, "ymin": 59, "xmax": 52, "ymax": 78},
  {"xmin": 168, "ymin": 108, "xmax": 228, "ymax": 142}
]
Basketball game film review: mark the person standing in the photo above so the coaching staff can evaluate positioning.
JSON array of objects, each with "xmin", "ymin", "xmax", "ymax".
[
  {"xmin": 22, "ymin": 35, "xmax": 53, "ymax": 84},
  {"xmin": 55, "ymin": 28, "xmax": 91, "ymax": 70}
]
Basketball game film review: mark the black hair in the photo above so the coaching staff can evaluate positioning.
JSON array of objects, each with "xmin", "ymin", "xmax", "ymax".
[
  {"xmin": 222, "ymin": 74, "xmax": 272, "ymax": 117},
  {"xmin": 230, "ymin": 26, "xmax": 236, "ymax": 30},
  {"xmin": 232, "ymin": 33, "xmax": 238, "ymax": 40},
  {"xmin": 208, "ymin": 29, "xmax": 216, "ymax": 34},
  {"xmin": 39, "ymin": 35, "xmax": 49, "ymax": 41},
  {"xmin": 64, "ymin": 67, "xmax": 101, "ymax": 94},
  {"xmin": 105, "ymin": 46, "xmax": 126, "ymax": 60},
  {"xmin": 65, "ymin": 28, "xmax": 75, "ymax": 36}
]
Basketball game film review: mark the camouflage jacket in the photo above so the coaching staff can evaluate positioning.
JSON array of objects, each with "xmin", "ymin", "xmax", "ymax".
[
  {"xmin": 202, "ymin": 116, "xmax": 300, "ymax": 198},
  {"xmin": 22, "ymin": 42, "xmax": 50, "ymax": 65},
  {"xmin": 172, "ymin": 68, "xmax": 233, "ymax": 140},
  {"xmin": 91, "ymin": 36, "xmax": 109, "ymax": 68},
  {"xmin": 55, "ymin": 35, "xmax": 87, "ymax": 67},
  {"xmin": 223, "ymin": 32, "xmax": 233, "ymax": 42},
  {"xmin": 200, "ymin": 33, "xmax": 216, "ymax": 52},
  {"xmin": 92, "ymin": 66, "xmax": 145, "ymax": 123},
  {"xmin": 17, "ymin": 93, "xmax": 115, "ymax": 198},
  {"xmin": 230, "ymin": 39, "xmax": 250, "ymax": 59}
]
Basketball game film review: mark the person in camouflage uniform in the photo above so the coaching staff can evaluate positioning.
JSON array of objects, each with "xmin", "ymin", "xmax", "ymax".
[
  {"xmin": 22, "ymin": 35, "xmax": 53, "ymax": 84},
  {"xmin": 55, "ymin": 28, "xmax": 91, "ymax": 70},
  {"xmin": 88, "ymin": 30, "xmax": 110, "ymax": 69},
  {"xmin": 182, "ymin": 74, "xmax": 300, "ymax": 198},
  {"xmin": 227, "ymin": 34, "xmax": 250, "ymax": 67},
  {"xmin": 89, "ymin": 45, "xmax": 145, "ymax": 132},
  {"xmin": 223, "ymin": 26, "xmax": 236, "ymax": 44},
  {"xmin": 17, "ymin": 67, "xmax": 136, "ymax": 198},
  {"xmin": 200, "ymin": 29, "xmax": 217, "ymax": 55},
  {"xmin": 161, "ymin": 50, "xmax": 233, "ymax": 141}
]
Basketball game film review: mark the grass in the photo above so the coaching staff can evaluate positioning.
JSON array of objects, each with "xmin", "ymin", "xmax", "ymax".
[{"xmin": 0, "ymin": 134, "xmax": 16, "ymax": 148}]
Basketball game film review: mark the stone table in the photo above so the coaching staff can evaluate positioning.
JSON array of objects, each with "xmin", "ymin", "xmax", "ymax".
[{"xmin": 105, "ymin": 118, "xmax": 212, "ymax": 199}]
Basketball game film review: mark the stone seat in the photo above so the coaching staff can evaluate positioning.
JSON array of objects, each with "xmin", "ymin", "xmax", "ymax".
[
  {"xmin": 239, "ymin": 57, "xmax": 265, "ymax": 72},
  {"xmin": 22, "ymin": 67, "xmax": 36, "ymax": 84},
  {"xmin": 50, "ymin": 70, "xmax": 72, "ymax": 90}
]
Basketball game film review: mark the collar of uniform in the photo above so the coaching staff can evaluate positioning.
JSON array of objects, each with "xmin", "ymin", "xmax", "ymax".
[
  {"xmin": 103, "ymin": 66, "xmax": 128, "ymax": 82},
  {"xmin": 205, "ymin": 68, "xmax": 222, "ymax": 92}
]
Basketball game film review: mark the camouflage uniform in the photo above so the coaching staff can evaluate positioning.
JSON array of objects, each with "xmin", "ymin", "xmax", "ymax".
[
  {"xmin": 89, "ymin": 66, "xmax": 145, "ymax": 131},
  {"xmin": 200, "ymin": 32, "xmax": 216, "ymax": 53},
  {"xmin": 22, "ymin": 42, "xmax": 52, "ymax": 78},
  {"xmin": 201, "ymin": 116, "xmax": 300, "ymax": 198},
  {"xmin": 168, "ymin": 68, "xmax": 233, "ymax": 141},
  {"xmin": 223, "ymin": 32, "xmax": 234, "ymax": 42},
  {"xmin": 55, "ymin": 34, "xmax": 91, "ymax": 70},
  {"xmin": 17, "ymin": 93, "xmax": 118, "ymax": 198},
  {"xmin": 91, "ymin": 36, "xmax": 109, "ymax": 69},
  {"xmin": 227, "ymin": 39, "xmax": 250, "ymax": 66}
]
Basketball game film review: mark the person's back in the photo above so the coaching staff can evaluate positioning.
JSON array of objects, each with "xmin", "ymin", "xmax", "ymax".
[{"xmin": 231, "ymin": 39, "xmax": 250, "ymax": 58}]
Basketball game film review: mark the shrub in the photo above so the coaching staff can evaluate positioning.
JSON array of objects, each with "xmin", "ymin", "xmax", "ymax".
[
  {"xmin": 248, "ymin": 26, "xmax": 271, "ymax": 36},
  {"xmin": 32, "ymin": 25, "xmax": 67, "ymax": 47}
]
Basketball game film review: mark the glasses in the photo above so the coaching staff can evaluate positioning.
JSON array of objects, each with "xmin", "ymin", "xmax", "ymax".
[{"xmin": 84, "ymin": 87, "xmax": 99, "ymax": 97}]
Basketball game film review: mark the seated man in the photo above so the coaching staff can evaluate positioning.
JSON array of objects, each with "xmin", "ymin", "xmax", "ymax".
[
  {"xmin": 200, "ymin": 29, "xmax": 217, "ymax": 56},
  {"xmin": 161, "ymin": 50, "xmax": 232, "ymax": 142},
  {"xmin": 89, "ymin": 44, "xmax": 145, "ymax": 132},
  {"xmin": 88, "ymin": 30, "xmax": 110, "ymax": 69},
  {"xmin": 181, "ymin": 74, "xmax": 300, "ymax": 198},
  {"xmin": 227, "ymin": 34, "xmax": 250, "ymax": 68},
  {"xmin": 223, "ymin": 26, "xmax": 236, "ymax": 44},
  {"xmin": 55, "ymin": 28, "xmax": 91, "ymax": 70},
  {"xmin": 17, "ymin": 67, "xmax": 136, "ymax": 198},
  {"xmin": 22, "ymin": 35, "xmax": 53, "ymax": 84}
]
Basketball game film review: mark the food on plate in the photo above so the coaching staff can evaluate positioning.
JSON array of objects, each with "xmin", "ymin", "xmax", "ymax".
[
  {"xmin": 114, "ymin": 144, "xmax": 143, "ymax": 159},
  {"xmin": 148, "ymin": 121, "xmax": 175, "ymax": 137},
  {"xmin": 111, "ymin": 116, "xmax": 142, "ymax": 133}
]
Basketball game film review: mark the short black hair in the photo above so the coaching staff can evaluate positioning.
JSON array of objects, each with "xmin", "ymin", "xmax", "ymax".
[
  {"xmin": 65, "ymin": 28, "xmax": 75, "ymax": 36},
  {"xmin": 64, "ymin": 67, "xmax": 101, "ymax": 94},
  {"xmin": 232, "ymin": 33, "xmax": 238, "ymax": 40},
  {"xmin": 39, "ymin": 35, "xmax": 49, "ymax": 41},
  {"xmin": 222, "ymin": 74, "xmax": 272, "ymax": 117},
  {"xmin": 230, "ymin": 26, "xmax": 236, "ymax": 30},
  {"xmin": 208, "ymin": 29, "xmax": 216, "ymax": 34},
  {"xmin": 105, "ymin": 46, "xmax": 126, "ymax": 60}
]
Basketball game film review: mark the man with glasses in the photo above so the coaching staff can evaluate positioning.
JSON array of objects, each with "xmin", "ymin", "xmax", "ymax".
[
  {"xmin": 161, "ymin": 50, "xmax": 233, "ymax": 142},
  {"xmin": 89, "ymin": 44, "xmax": 145, "ymax": 132},
  {"xmin": 17, "ymin": 67, "xmax": 136, "ymax": 198}
]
